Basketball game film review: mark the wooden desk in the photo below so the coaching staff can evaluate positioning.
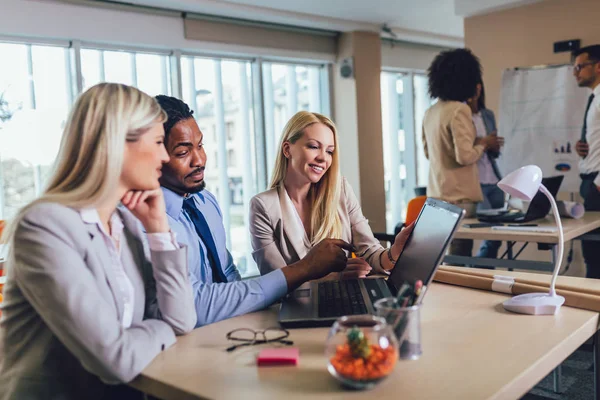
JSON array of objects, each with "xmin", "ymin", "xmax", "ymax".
[
  {"xmin": 130, "ymin": 270, "xmax": 600, "ymax": 400},
  {"xmin": 444, "ymin": 212, "xmax": 600, "ymax": 271}
]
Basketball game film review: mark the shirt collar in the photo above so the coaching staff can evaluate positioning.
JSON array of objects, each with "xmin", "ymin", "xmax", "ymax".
[
  {"xmin": 161, "ymin": 186, "xmax": 206, "ymax": 219},
  {"xmin": 79, "ymin": 208, "xmax": 123, "ymax": 237},
  {"xmin": 593, "ymin": 84, "xmax": 600, "ymax": 98}
]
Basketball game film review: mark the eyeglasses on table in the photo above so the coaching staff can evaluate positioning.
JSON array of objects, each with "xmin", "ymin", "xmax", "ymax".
[{"xmin": 225, "ymin": 327, "xmax": 293, "ymax": 352}]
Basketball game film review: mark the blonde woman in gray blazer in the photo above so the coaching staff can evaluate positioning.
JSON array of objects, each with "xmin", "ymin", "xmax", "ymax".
[
  {"xmin": 250, "ymin": 111, "xmax": 413, "ymax": 276},
  {"xmin": 0, "ymin": 83, "xmax": 196, "ymax": 400}
]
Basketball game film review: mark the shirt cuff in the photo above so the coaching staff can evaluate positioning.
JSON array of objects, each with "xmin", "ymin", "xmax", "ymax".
[
  {"xmin": 257, "ymin": 269, "xmax": 288, "ymax": 307},
  {"xmin": 594, "ymin": 176, "xmax": 600, "ymax": 188},
  {"xmin": 147, "ymin": 231, "xmax": 179, "ymax": 251}
]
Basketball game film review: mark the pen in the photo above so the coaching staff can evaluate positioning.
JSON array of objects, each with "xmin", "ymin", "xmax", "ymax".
[
  {"xmin": 508, "ymin": 223, "xmax": 538, "ymax": 227},
  {"xmin": 414, "ymin": 285, "xmax": 428, "ymax": 305},
  {"xmin": 411, "ymin": 280, "xmax": 423, "ymax": 306},
  {"xmin": 395, "ymin": 282, "xmax": 413, "ymax": 301}
]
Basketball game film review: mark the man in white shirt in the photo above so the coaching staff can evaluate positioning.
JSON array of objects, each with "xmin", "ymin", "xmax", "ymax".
[{"xmin": 574, "ymin": 44, "xmax": 600, "ymax": 278}]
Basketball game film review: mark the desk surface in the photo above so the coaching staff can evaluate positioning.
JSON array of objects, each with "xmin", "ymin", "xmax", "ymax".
[
  {"xmin": 131, "ymin": 269, "xmax": 600, "ymax": 400},
  {"xmin": 454, "ymin": 212, "xmax": 600, "ymax": 243}
]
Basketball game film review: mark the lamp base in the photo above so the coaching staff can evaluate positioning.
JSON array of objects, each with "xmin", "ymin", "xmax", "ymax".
[{"xmin": 503, "ymin": 293, "xmax": 565, "ymax": 315}]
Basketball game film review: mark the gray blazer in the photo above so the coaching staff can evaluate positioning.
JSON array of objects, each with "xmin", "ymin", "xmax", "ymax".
[
  {"xmin": 249, "ymin": 177, "xmax": 386, "ymax": 276},
  {"xmin": 0, "ymin": 203, "xmax": 196, "ymax": 400}
]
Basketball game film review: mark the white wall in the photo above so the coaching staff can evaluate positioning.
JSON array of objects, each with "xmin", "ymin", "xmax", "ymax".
[
  {"xmin": 1, "ymin": 0, "xmax": 336, "ymax": 62},
  {"xmin": 4, "ymin": 1, "xmax": 456, "ymax": 67},
  {"xmin": 381, "ymin": 40, "xmax": 452, "ymax": 72}
]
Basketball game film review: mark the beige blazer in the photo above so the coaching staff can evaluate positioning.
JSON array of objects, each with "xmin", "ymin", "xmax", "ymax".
[
  {"xmin": 0, "ymin": 203, "xmax": 196, "ymax": 400},
  {"xmin": 422, "ymin": 100, "xmax": 485, "ymax": 203},
  {"xmin": 249, "ymin": 178, "xmax": 386, "ymax": 276}
]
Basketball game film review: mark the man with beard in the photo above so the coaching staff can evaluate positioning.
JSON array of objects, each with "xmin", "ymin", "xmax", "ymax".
[
  {"xmin": 155, "ymin": 95, "xmax": 352, "ymax": 326},
  {"xmin": 574, "ymin": 45, "xmax": 600, "ymax": 278}
]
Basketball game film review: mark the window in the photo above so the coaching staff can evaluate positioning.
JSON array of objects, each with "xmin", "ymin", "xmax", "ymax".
[
  {"xmin": 413, "ymin": 74, "xmax": 435, "ymax": 188},
  {"xmin": 0, "ymin": 42, "xmax": 74, "ymax": 219},
  {"xmin": 226, "ymin": 121, "xmax": 235, "ymax": 140},
  {"xmin": 227, "ymin": 149, "xmax": 237, "ymax": 168},
  {"xmin": 181, "ymin": 56, "xmax": 259, "ymax": 277},
  {"xmin": 381, "ymin": 71, "xmax": 435, "ymax": 232},
  {"xmin": 0, "ymin": 36, "xmax": 332, "ymax": 278},
  {"xmin": 81, "ymin": 48, "xmax": 171, "ymax": 96},
  {"xmin": 262, "ymin": 62, "xmax": 330, "ymax": 179}
]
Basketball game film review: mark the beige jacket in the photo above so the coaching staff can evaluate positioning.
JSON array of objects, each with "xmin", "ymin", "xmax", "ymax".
[
  {"xmin": 422, "ymin": 100, "xmax": 485, "ymax": 203},
  {"xmin": 249, "ymin": 178, "xmax": 386, "ymax": 276}
]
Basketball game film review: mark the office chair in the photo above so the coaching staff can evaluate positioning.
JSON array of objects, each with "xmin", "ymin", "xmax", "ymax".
[{"xmin": 374, "ymin": 195, "xmax": 427, "ymax": 245}]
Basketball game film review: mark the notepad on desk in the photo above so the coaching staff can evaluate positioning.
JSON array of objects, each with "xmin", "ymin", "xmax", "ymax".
[{"xmin": 491, "ymin": 226, "xmax": 558, "ymax": 233}]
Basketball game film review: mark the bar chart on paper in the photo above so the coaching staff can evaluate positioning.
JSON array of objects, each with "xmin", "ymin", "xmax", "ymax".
[{"xmin": 498, "ymin": 65, "xmax": 589, "ymax": 193}]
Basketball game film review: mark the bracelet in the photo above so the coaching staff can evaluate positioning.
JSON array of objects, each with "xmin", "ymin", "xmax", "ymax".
[{"xmin": 387, "ymin": 248, "xmax": 397, "ymax": 264}]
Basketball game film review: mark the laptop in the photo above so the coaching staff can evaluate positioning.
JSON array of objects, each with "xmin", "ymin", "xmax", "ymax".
[
  {"xmin": 278, "ymin": 198, "xmax": 466, "ymax": 328},
  {"xmin": 477, "ymin": 175, "xmax": 564, "ymax": 224}
]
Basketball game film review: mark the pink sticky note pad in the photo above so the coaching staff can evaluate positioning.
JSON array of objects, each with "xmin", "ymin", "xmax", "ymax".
[{"xmin": 257, "ymin": 347, "xmax": 299, "ymax": 366}]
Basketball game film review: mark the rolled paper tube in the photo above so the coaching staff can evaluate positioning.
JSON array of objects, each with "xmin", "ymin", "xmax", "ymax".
[
  {"xmin": 556, "ymin": 201, "xmax": 585, "ymax": 219},
  {"xmin": 438, "ymin": 266, "xmax": 600, "ymax": 297},
  {"xmin": 433, "ymin": 270, "xmax": 600, "ymax": 312}
]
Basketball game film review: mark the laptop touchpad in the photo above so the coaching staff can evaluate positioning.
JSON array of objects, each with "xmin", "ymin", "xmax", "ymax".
[{"xmin": 295, "ymin": 289, "xmax": 311, "ymax": 298}]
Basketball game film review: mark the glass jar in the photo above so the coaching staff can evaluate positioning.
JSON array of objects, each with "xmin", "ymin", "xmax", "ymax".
[
  {"xmin": 325, "ymin": 315, "xmax": 399, "ymax": 390},
  {"xmin": 374, "ymin": 297, "xmax": 422, "ymax": 360}
]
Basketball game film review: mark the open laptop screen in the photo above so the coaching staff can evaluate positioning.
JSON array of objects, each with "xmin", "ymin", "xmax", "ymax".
[
  {"xmin": 387, "ymin": 198, "xmax": 465, "ymax": 293},
  {"xmin": 524, "ymin": 175, "xmax": 564, "ymax": 220}
]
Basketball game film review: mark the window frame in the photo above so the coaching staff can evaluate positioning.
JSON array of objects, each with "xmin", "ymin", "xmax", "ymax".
[
  {"xmin": 0, "ymin": 34, "xmax": 333, "ymax": 278},
  {"xmin": 380, "ymin": 68, "xmax": 431, "ymax": 232}
]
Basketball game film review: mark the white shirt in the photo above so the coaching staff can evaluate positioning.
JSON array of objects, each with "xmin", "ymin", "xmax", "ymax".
[
  {"xmin": 579, "ymin": 84, "xmax": 600, "ymax": 186},
  {"xmin": 472, "ymin": 112, "xmax": 499, "ymax": 185},
  {"xmin": 79, "ymin": 209, "xmax": 178, "ymax": 329},
  {"xmin": 283, "ymin": 188, "xmax": 311, "ymax": 249}
]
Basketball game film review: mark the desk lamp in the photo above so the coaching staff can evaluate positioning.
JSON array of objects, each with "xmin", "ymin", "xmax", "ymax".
[{"xmin": 497, "ymin": 165, "xmax": 565, "ymax": 315}]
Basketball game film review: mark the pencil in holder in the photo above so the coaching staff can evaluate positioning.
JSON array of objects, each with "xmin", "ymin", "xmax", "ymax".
[{"xmin": 374, "ymin": 297, "xmax": 422, "ymax": 360}]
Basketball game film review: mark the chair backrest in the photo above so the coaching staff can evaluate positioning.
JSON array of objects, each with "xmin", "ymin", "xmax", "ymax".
[{"xmin": 405, "ymin": 196, "xmax": 427, "ymax": 226}]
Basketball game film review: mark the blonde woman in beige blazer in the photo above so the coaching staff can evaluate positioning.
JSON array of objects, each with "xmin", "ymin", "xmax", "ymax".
[
  {"xmin": 0, "ymin": 84, "xmax": 196, "ymax": 400},
  {"xmin": 250, "ymin": 111, "xmax": 413, "ymax": 276}
]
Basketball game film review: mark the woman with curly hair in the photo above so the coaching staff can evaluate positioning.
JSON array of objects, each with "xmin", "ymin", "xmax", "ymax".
[{"xmin": 422, "ymin": 48, "xmax": 503, "ymax": 256}]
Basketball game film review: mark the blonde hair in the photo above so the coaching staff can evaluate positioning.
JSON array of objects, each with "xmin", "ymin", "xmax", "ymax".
[
  {"xmin": 269, "ymin": 111, "xmax": 342, "ymax": 245},
  {"xmin": 2, "ymin": 83, "xmax": 166, "ymax": 244}
]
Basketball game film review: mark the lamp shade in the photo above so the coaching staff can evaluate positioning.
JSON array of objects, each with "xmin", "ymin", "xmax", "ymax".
[{"xmin": 497, "ymin": 165, "xmax": 543, "ymax": 201}]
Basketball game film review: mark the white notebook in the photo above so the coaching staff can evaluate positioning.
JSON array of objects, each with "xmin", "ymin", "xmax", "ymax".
[{"xmin": 491, "ymin": 226, "xmax": 558, "ymax": 233}]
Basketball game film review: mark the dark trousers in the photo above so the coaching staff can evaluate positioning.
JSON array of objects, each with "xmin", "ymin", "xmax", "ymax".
[
  {"xmin": 476, "ymin": 184, "xmax": 505, "ymax": 258},
  {"xmin": 580, "ymin": 172, "xmax": 600, "ymax": 279},
  {"xmin": 449, "ymin": 202, "xmax": 477, "ymax": 256}
]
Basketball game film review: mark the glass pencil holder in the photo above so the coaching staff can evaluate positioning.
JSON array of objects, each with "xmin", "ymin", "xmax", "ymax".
[{"xmin": 374, "ymin": 297, "xmax": 422, "ymax": 360}]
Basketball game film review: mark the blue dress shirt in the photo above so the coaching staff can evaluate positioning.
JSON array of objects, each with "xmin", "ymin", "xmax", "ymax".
[{"xmin": 161, "ymin": 187, "xmax": 288, "ymax": 327}]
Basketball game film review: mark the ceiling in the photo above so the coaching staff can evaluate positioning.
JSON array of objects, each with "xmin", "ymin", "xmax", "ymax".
[{"xmin": 120, "ymin": 0, "xmax": 545, "ymax": 46}]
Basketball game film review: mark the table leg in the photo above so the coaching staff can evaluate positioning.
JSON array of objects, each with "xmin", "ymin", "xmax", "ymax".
[
  {"xmin": 553, "ymin": 365, "xmax": 562, "ymax": 393},
  {"xmin": 595, "ymin": 329, "xmax": 600, "ymax": 400},
  {"xmin": 507, "ymin": 241, "xmax": 514, "ymax": 271}
]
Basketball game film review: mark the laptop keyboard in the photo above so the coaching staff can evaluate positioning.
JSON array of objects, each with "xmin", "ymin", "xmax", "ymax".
[{"xmin": 318, "ymin": 280, "xmax": 368, "ymax": 318}]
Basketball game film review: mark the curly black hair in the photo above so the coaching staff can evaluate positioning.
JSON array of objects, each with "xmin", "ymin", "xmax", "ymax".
[
  {"xmin": 155, "ymin": 95, "xmax": 194, "ymax": 140},
  {"xmin": 427, "ymin": 48, "xmax": 482, "ymax": 102}
]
